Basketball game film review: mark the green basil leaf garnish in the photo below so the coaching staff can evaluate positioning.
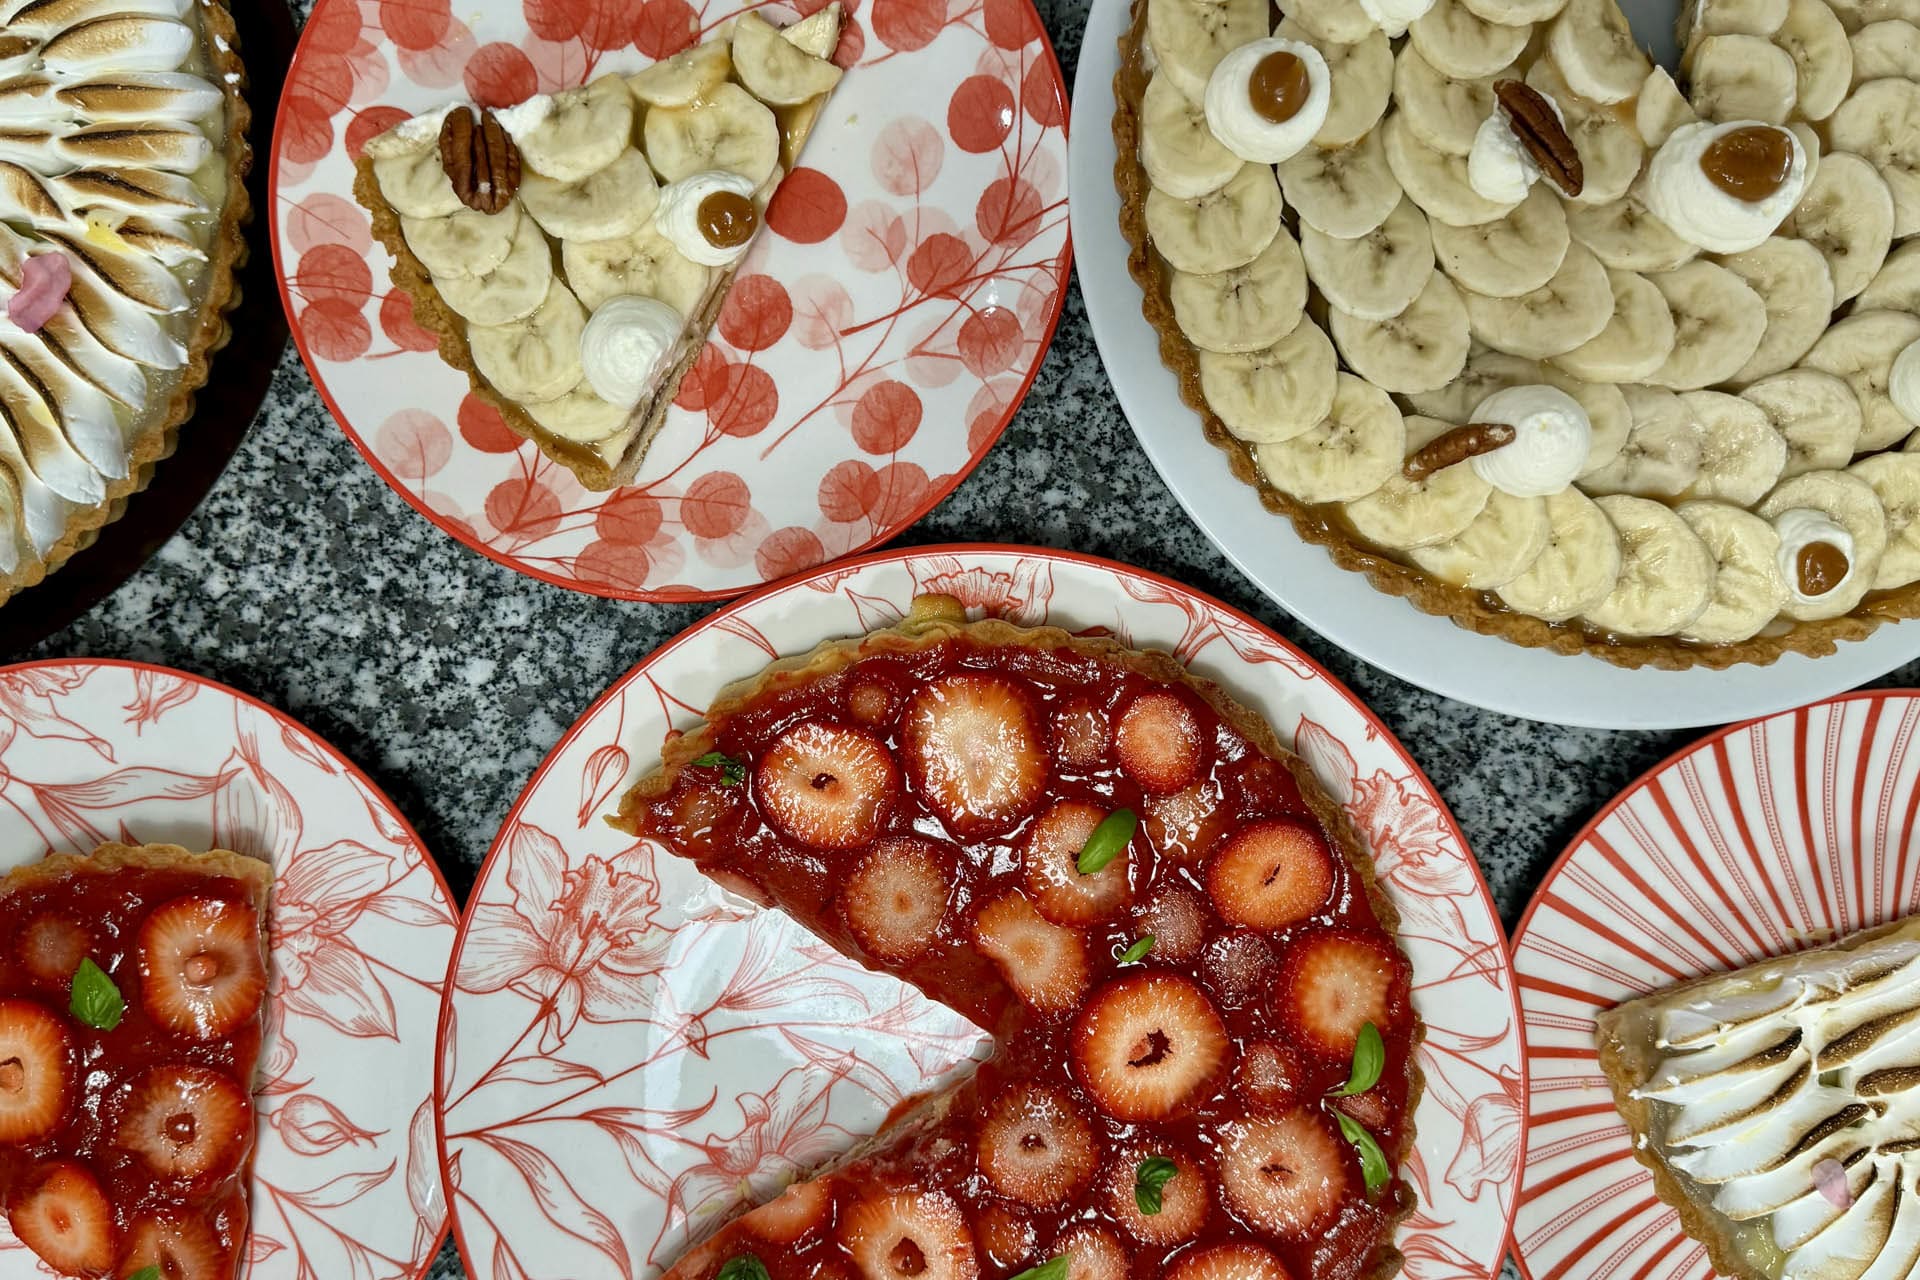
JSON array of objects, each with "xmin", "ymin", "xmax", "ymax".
[
  {"xmin": 1006, "ymin": 1256, "xmax": 1070, "ymax": 1280},
  {"xmin": 692, "ymin": 751, "xmax": 748, "ymax": 787},
  {"xmin": 1331, "ymin": 1021, "xmax": 1384, "ymax": 1097},
  {"xmin": 1134, "ymin": 1154, "xmax": 1178, "ymax": 1215},
  {"xmin": 69, "ymin": 957, "xmax": 122, "ymax": 1031},
  {"xmin": 715, "ymin": 1255, "xmax": 770, "ymax": 1280},
  {"xmin": 1334, "ymin": 1110, "xmax": 1390, "ymax": 1197},
  {"xmin": 1076, "ymin": 808, "xmax": 1137, "ymax": 875},
  {"xmin": 126, "ymin": 1269, "xmax": 161, "ymax": 1280},
  {"xmin": 1118, "ymin": 935, "xmax": 1155, "ymax": 964}
]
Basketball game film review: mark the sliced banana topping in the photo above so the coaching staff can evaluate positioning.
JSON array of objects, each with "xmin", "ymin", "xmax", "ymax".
[
  {"xmin": 1255, "ymin": 371, "xmax": 1407, "ymax": 502},
  {"xmin": 1343, "ymin": 413, "xmax": 1494, "ymax": 547},
  {"xmin": 1300, "ymin": 194, "xmax": 1434, "ymax": 320},
  {"xmin": 1200, "ymin": 319, "xmax": 1341, "ymax": 443},
  {"xmin": 1495, "ymin": 486, "xmax": 1623, "ymax": 620},
  {"xmin": 1327, "ymin": 267, "xmax": 1470, "ymax": 393},
  {"xmin": 1583, "ymin": 495, "xmax": 1717, "ymax": 636},
  {"xmin": 1171, "ymin": 229, "xmax": 1308, "ymax": 354},
  {"xmin": 1677, "ymin": 500, "xmax": 1791, "ymax": 642}
]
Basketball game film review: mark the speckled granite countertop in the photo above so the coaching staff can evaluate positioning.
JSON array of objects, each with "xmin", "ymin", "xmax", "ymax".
[{"xmin": 25, "ymin": 1, "xmax": 1920, "ymax": 1275}]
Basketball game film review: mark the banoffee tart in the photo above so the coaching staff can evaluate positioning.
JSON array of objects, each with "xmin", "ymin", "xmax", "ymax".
[
  {"xmin": 355, "ymin": 10, "xmax": 844, "ymax": 491},
  {"xmin": 615, "ymin": 594, "xmax": 1424, "ymax": 1280},
  {"xmin": 0, "ymin": 841, "xmax": 271, "ymax": 1280}
]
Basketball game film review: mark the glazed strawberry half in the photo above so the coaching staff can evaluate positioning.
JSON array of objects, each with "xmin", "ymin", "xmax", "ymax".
[
  {"xmin": 120, "ymin": 1211, "xmax": 235, "ymax": 1280},
  {"xmin": 1219, "ymin": 1111, "xmax": 1352, "ymax": 1240},
  {"xmin": 839, "ymin": 1189, "xmax": 979, "ymax": 1280},
  {"xmin": 138, "ymin": 894, "xmax": 267, "ymax": 1041},
  {"xmin": 973, "ymin": 892, "xmax": 1089, "ymax": 1015},
  {"xmin": 1070, "ymin": 973, "xmax": 1227, "ymax": 1121},
  {"xmin": 1207, "ymin": 820, "xmax": 1336, "ymax": 930},
  {"xmin": 9, "ymin": 1159, "xmax": 116, "ymax": 1277},
  {"xmin": 17, "ymin": 912, "xmax": 92, "ymax": 990},
  {"xmin": 842, "ymin": 837, "xmax": 951, "ymax": 963},
  {"xmin": 1166, "ymin": 1241, "xmax": 1293, "ymax": 1280},
  {"xmin": 901, "ymin": 674, "xmax": 1046, "ymax": 835},
  {"xmin": 114, "ymin": 1063, "xmax": 253, "ymax": 1186},
  {"xmin": 1280, "ymin": 928, "xmax": 1407, "ymax": 1060},
  {"xmin": 977, "ymin": 1082, "xmax": 1098, "ymax": 1206},
  {"xmin": 0, "ymin": 997, "xmax": 69, "ymax": 1143},
  {"xmin": 1021, "ymin": 801, "xmax": 1133, "ymax": 925},
  {"xmin": 756, "ymin": 720, "xmax": 900, "ymax": 850},
  {"xmin": 1113, "ymin": 689, "xmax": 1209, "ymax": 794}
]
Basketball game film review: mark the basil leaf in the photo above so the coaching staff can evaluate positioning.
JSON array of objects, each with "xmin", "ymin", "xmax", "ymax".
[
  {"xmin": 1076, "ymin": 808, "xmax": 1138, "ymax": 875},
  {"xmin": 1334, "ymin": 1110, "xmax": 1390, "ymax": 1197},
  {"xmin": 715, "ymin": 1255, "xmax": 770, "ymax": 1280},
  {"xmin": 1134, "ymin": 1154, "xmax": 1178, "ymax": 1215},
  {"xmin": 1332, "ymin": 1021, "xmax": 1384, "ymax": 1097},
  {"xmin": 1118, "ymin": 935, "xmax": 1155, "ymax": 964},
  {"xmin": 1006, "ymin": 1256, "xmax": 1070, "ymax": 1280},
  {"xmin": 692, "ymin": 751, "xmax": 748, "ymax": 787},
  {"xmin": 69, "ymin": 957, "xmax": 122, "ymax": 1031},
  {"xmin": 126, "ymin": 1269, "xmax": 161, "ymax": 1280}
]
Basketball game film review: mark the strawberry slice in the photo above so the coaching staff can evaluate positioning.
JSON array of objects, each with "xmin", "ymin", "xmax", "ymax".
[
  {"xmin": 1133, "ymin": 884, "xmax": 1207, "ymax": 963},
  {"xmin": 977, "ymin": 1082, "xmax": 1097, "ymax": 1207},
  {"xmin": 1070, "ymin": 973, "xmax": 1227, "ymax": 1121},
  {"xmin": 18, "ymin": 912, "xmax": 91, "ymax": 989},
  {"xmin": 1098, "ymin": 1143, "xmax": 1208, "ymax": 1245},
  {"xmin": 1235, "ymin": 1041, "xmax": 1306, "ymax": 1116},
  {"xmin": 137, "ymin": 895, "xmax": 266, "ymax": 1040},
  {"xmin": 1051, "ymin": 700, "xmax": 1110, "ymax": 772},
  {"xmin": 1141, "ymin": 779, "xmax": 1231, "ymax": 863},
  {"xmin": 1218, "ymin": 1111, "xmax": 1351, "ymax": 1239},
  {"xmin": 972, "ymin": 893, "xmax": 1088, "ymax": 1015},
  {"xmin": 1113, "ymin": 689, "xmax": 1209, "ymax": 794},
  {"xmin": 1053, "ymin": 1226, "xmax": 1127, "ymax": 1280},
  {"xmin": 119, "ymin": 1212, "xmax": 232, "ymax": 1280},
  {"xmin": 1165, "ymin": 1242, "xmax": 1292, "ymax": 1280},
  {"xmin": 1280, "ymin": 928, "xmax": 1406, "ymax": 1059},
  {"xmin": 0, "ymin": 998, "xmax": 69, "ymax": 1143},
  {"xmin": 901, "ymin": 674, "xmax": 1046, "ymax": 835},
  {"xmin": 846, "ymin": 673, "xmax": 902, "ymax": 727},
  {"xmin": 9, "ymin": 1160, "xmax": 116, "ymax": 1277},
  {"xmin": 743, "ymin": 1179, "xmax": 830, "ymax": 1244},
  {"xmin": 975, "ymin": 1202, "xmax": 1034, "ymax": 1270},
  {"xmin": 114, "ymin": 1063, "xmax": 253, "ymax": 1184},
  {"xmin": 838, "ymin": 1189, "xmax": 979, "ymax": 1280},
  {"xmin": 1206, "ymin": 820, "xmax": 1336, "ymax": 930},
  {"xmin": 756, "ymin": 721, "xmax": 900, "ymax": 850},
  {"xmin": 1021, "ymin": 801, "xmax": 1133, "ymax": 925},
  {"xmin": 1202, "ymin": 933, "xmax": 1280, "ymax": 1011},
  {"xmin": 842, "ymin": 838, "xmax": 950, "ymax": 962},
  {"xmin": 1333, "ymin": 1087, "xmax": 1393, "ymax": 1133}
]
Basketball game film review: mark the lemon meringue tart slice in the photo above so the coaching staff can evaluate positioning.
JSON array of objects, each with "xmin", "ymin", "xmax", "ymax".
[
  {"xmin": 353, "ymin": 9, "xmax": 843, "ymax": 492},
  {"xmin": 0, "ymin": 0, "xmax": 248, "ymax": 604},
  {"xmin": 1597, "ymin": 917, "xmax": 1920, "ymax": 1280}
]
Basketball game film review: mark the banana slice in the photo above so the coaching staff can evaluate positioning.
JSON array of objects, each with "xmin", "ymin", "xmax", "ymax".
[
  {"xmin": 1255, "ymin": 373, "xmax": 1406, "ymax": 503},
  {"xmin": 1285, "ymin": 0, "xmax": 1378, "ymax": 43},
  {"xmin": 1549, "ymin": 0, "xmax": 1648, "ymax": 102},
  {"xmin": 1803, "ymin": 309, "xmax": 1920, "ymax": 449},
  {"xmin": 467, "ymin": 281, "xmax": 587, "ymax": 403},
  {"xmin": 1148, "ymin": 0, "xmax": 1266, "ymax": 99},
  {"xmin": 434, "ymin": 215, "xmax": 554, "ymax": 327},
  {"xmin": 372, "ymin": 146, "xmax": 464, "ymax": 219},
  {"xmin": 1300, "ymin": 195, "xmax": 1434, "ymax": 320},
  {"xmin": 628, "ymin": 41, "xmax": 732, "ymax": 108},
  {"xmin": 1411, "ymin": 348, "xmax": 1632, "ymax": 473},
  {"xmin": 1827, "ymin": 77, "xmax": 1920, "ymax": 236},
  {"xmin": 1141, "ymin": 72, "xmax": 1244, "ymax": 199},
  {"xmin": 1790, "ymin": 120, "xmax": 1825, "ymax": 189},
  {"xmin": 1683, "ymin": 390, "xmax": 1789, "ymax": 506},
  {"xmin": 1676, "ymin": 501, "xmax": 1790, "ymax": 642},
  {"xmin": 1686, "ymin": 34, "xmax": 1799, "ymax": 122},
  {"xmin": 1409, "ymin": 488, "xmax": 1551, "ymax": 588},
  {"xmin": 1849, "ymin": 452, "xmax": 1920, "ymax": 587},
  {"xmin": 1831, "ymin": 0, "xmax": 1920, "ymax": 34},
  {"xmin": 1742, "ymin": 368, "xmax": 1864, "ymax": 477},
  {"xmin": 1328, "ymin": 268, "xmax": 1471, "ymax": 393},
  {"xmin": 1495, "ymin": 487, "xmax": 1624, "ymax": 620},
  {"xmin": 1858, "ymin": 238, "xmax": 1920, "ymax": 311},
  {"xmin": 1691, "ymin": 0, "xmax": 1788, "ymax": 36},
  {"xmin": 1643, "ymin": 261, "xmax": 1767, "ymax": 390},
  {"xmin": 1462, "ymin": 242, "xmax": 1614, "ymax": 359},
  {"xmin": 645, "ymin": 81, "xmax": 780, "ymax": 187},
  {"xmin": 732, "ymin": 11, "xmax": 841, "ymax": 106},
  {"xmin": 1583, "ymin": 383, "xmax": 1703, "ymax": 495},
  {"xmin": 1524, "ymin": 60, "xmax": 1645, "ymax": 204},
  {"xmin": 1637, "ymin": 67, "xmax": 1698, "ymax": 146},
  {"xmin": 1382, "ymin": 112, "xmax": 1518, "ymax": 226},
  {"xmin": 1850, "ymin": 19, "xmax": 1920, "ymax": 83},
  {"xmin": 1565, "ymin": 183, "xmax": 1698, "ymax": 271},
  {"xmin": 1460, "ymin": 0, "xmax": 1567, "ymax": 27},
  {"xmin": 1583, "ymin": 495, "xmax": 1717, "ymax": 636},
  {"xmin": 1430, "ymin": 185, "xmax": 1570, "ymax": 297},
  {"xmin": 1171, "ymin": 230, "xmax": 1308, "ymax": 353},
  {"xmin": 505, "ymin": 76, "xmax": 632, "ymax": 183},
  {"xmin": 1757, "ymin": 470, "xmax": 1889, "ymax": 618},
  {"xmin": 563, "ymin": 223, "xmax": 710, "ymax": 314},
  {"xmin": 783, "ymin": 4, "xmax": 843, "ymax": 58},
  {"xmin": 1343, "ymin": 414, "xmax": 1495, "ymax": 548},
  {"xmin": 1550, "ymin": 267, "xmax": 1676, "ymax": 382},
  {"xmin": 1409, "ymin": 0, "xmax": 1530, "ymax": 76},
  {"xmin": 401, "ymin": 201, "xmax": 522, "ymax": 280},
  {"xmin": 517, "ymin": 148, "xmax": 657, "ymax": 243},
  {"xmin": 1147, "ymin": 163, "xmax": 1283, "ymax": 275},
  {"xmin": 1782, "ymin": 151, "xmax": 1895, "ymax": 302},
  {"xmin": 525, "ymin": 378, "xmax": 629, "ymax": 443},
  {"xmin": 1717, "ymin": 237, "xmax": 1837, "ymax": 386},
  {"xmin": 1199, "ymin": 319, "xmax": 1340, "ymax": 442},
  {"xmin": 1392, "ymin": 45, "xmax": 1504, "ymax": 156},
  {"xmin": 1272, "ymin": 20, "xmax": 1393, "ymax": 147},
  {"xmin": 1774, "ymin": 0, "xmax": 1854, "ymax": 119},
  {"xmin": 1278, "ymin": 129, "xmax": 1403, "ymax": 237}
]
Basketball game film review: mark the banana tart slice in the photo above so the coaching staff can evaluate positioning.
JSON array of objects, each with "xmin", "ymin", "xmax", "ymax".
[
  {"xmin": 1597, "ymin": 917, "xmax": 1920, "ymax": 1280},
  {"xmin": 355, "ymin": 10, "xmax": 844, "ymax": 491}
]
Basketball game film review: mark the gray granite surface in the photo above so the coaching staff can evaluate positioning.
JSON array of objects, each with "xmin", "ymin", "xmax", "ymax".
[{"xmin": 24, "ymin": 1, "xmax": 1920, "ymax": 1275}]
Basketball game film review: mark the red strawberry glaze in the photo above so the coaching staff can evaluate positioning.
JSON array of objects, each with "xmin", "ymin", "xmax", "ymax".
[{"xmin": 628, "ymin": 634, "xmax": 1417, "ymax": 1280}]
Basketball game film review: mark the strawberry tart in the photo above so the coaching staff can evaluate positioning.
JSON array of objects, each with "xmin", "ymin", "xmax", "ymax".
[
  {"xmin": 0, "ymin": 842, "xmax": 270, "ymax": 1279},
  {"xmin": 614, "ymin": 594, "xmax": 1423, "ymax": 1280}
]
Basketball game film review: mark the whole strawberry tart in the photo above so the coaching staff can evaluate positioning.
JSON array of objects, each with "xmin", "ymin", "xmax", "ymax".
[{"xmin": 615, "ymin": 594, "xmax": 1423, "ymax": 1280}]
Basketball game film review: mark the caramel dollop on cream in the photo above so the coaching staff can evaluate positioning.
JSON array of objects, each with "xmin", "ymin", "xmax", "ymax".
[
  {"xmin": 1698, "ymin": 125, "xmax": 1794, "ymax": 203},
  {"xmin": 698, "ymin": 189, "xmax": 758, "ymax": 249},
  {"xmin": 1796, "ymin": 540, "xmax": 1850, "ymax": 598},
  {"xmin": 1248, "ymin": 50, "xmax": 1311, "ymax": 124}
]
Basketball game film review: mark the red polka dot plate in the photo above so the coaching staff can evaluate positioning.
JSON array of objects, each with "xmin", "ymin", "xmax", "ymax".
[
  {"xmin": 434, "ymin": 545, "xmax": 1524, "ymax": 1280},
  {"xmin": 269, "ymin": 0, "xmax": 1070, "ymax": 600}
]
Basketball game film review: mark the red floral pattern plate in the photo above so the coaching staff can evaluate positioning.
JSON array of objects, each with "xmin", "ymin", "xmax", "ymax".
[
  {"xmin": 269, "ymin": 0, "xmax": 1071, "ymax": 601},
  {"xmin": 1509, "ymin": 691, "xmax": 1920, "ymax": 1280},
  {"xmin": 0, "ymin": 660, "xmax": 459, "ymax": 1279},
  {"xmin": 434, "ymin": 545, "xmax": 1524, "ymax": 1280}
]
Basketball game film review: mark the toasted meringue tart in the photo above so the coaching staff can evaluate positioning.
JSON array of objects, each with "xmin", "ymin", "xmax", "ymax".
[
  {"xmin": 0, "ymin": 0, "xmax": 247, "ymax": 604},
  {"xmin": 354, "ymin": 10, "xmax": 844, "ymax": 492},
  {"xmin": 1597, "ymin": 917, "xmax": 1920, "ymax": 1280}
]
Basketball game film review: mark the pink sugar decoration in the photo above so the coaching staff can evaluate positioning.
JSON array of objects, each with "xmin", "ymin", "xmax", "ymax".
[
  {"xmin": 1812, "ymin": 1158, "xmax": 1852, "ymax": 1208},
  {"xmin": 8, "ymin": 251, "xmax": 70, "ymax": 333}
]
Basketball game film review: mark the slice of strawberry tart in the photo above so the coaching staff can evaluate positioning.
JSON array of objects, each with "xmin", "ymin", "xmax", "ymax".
[{"xmin": 614, "ymin": 595, "xmax": 1423, "ymax": 1280}]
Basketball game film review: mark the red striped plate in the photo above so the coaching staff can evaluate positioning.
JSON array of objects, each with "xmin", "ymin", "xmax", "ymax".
[{"xmin": 1510, "ymin": 690, "xmax": 1920, "ymax": 1280}]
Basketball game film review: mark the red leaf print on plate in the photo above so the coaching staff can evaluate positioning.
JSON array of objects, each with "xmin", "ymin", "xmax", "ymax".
[
  {"xmin": 948, "ymin": 75, "xmax": 1015, "ymax": 154},
  {"xmin": 977, "ymin": 176, "xmax": 1044, "ymax": 246},
  {"xmin": 906, "ymin": 232, "xmax": 972, "ymax": 298},
  {"xmin": 632, "ymin": 0, "xmax": 698, "ymax": 57},
  {"xmin": 466, "ymin": 42, "xmax": 539, "ymax": 106},
  {"xmin": 295, "ymin": 244, "xmax": 372, "ymax": 306},
  {"xmin": 487, "ymin": 478, "xmax": 565, "ymax": 538},
  {"xmin": 375, "ymin": 411, "xmax": 453, "ymax": 482},
  {"xmin": 870, "ymin": 0, "xmax": 947, "ymax": 51},
  {"xmin": 681, "ymin": 472, "xmax": 751, "ymax": 540},
  {"xmin": 459, "ymin": 394, "xmax": 526, "ymax": 453},
  {"xmin": 869, "ymin": 462, "xmax": 931, "ymax": 525},
  {"xmin": 958, "ymin": 306, "xmax": 1023, "ymax": 378},
  {"xmin": 286, "ymin": 194, "xmax": 370, "ymax": 257},
  {"xmin": 577, "ymin": 743, "xmax": 630, "ymax": 828},
  {"xmin": 871, "ymin": 117, "xmax": 944, "ymax": 196},
  {"xmin": 523, "ymin": 0, "xmax": 585, "ymax": 41},
  {"xmin": 398, "ymin": 16, "xmax": 477, "ymax": 88},
  {"xmin": 302, "ymin": 300, "xmax": 372, "ymax": 363},
  {"xmin": 345, "ymin": 105, "xmax": 412, "ymax": 159},
  {"xmin": 1023, "ymin": 56, "xmax": 1066, "ymax": 126},
  {"xmin": 305, "ymin": 0, "xmax": 362, "ymax": 53},
  {"xmin": 675, "ymin": 346, "xmax": 727, "ymax": 412},
  {"xmin": 378, "ymin": 0, "xmax": 453, "ymax": 50},
  {"xmin": 575, "ymin": 539, "xmax": 653, "ymax": 590},
  {"xmin": 840, "ymin": 201, "xmax": 907, "ymax": 272},
  {"xmin": 983, "ymin": 0, "xmax": 1037, "ymax": 47},
  {"xmin": 818, "ymin": 459, "xmax": 879, "ymax": 523},
  {"xmin": 851, "ymin": 381, "xmax": 922, "ymax": 453},
  {"xmin": 707, "ymin": 364, "xmax": 777, "ymax": 438},
  {"xmin": 595, "ymin": 490, "xmax": 663, "ymax": 546},
  {"xmin": 766, "ymin": 168, "xmax": 847, "ymax": 244},
  {"xmin": 122, "ymin": 669, "xmax": 194, "ymax": 732},
  {"xmin": 756, "ymin": 527, "xmax": 827, "ymax": 580},
  {"xmin": 380, "ymin": 289, "xmax": 440, "ymax": 352},
  {"xmin": 790, "ymin": 275, "xmax": 853, "ymax": 350},
  {"xmin": 271, "ymin": 1094, "xmax": 385, "ymax": 1157},
  {"xmin": 718, "ymin": 276, "xmax": 792, "ymax": 353}
]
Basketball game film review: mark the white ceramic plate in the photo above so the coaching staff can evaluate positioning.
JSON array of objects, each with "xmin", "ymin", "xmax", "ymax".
[
  {"xmin": 0, "ymin": 661, "xmax": 459, "ymax": 1280},
  {"xmin": 435, "ymin": 544, "xmax": 1525, "ymax": 1280},
  {"xmin": 1067, "ymin": 0, "xmax": 1920, "ymax": 729}
]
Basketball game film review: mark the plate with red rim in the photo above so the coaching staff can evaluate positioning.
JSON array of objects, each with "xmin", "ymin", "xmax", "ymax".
[
  {"xmin": 0, "ymin": 659, "xmax": 459, "ymax": 1280},
  {"xmin": 269, "ymin": 0, "xmax": 1071, "ymax": 602},
  {"xmin": 434, "ymin": 543, "xmax": 1524, "ymax": 1280},
  {"xmin": 1510, "ymin": 690, "xmax": 1920, "ymax": 1280}
]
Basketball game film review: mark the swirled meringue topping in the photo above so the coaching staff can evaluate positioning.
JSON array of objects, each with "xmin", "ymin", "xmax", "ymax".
[{"xmin": 1467, "ymin": 386, "xmax": 1592, "ymax": 497}]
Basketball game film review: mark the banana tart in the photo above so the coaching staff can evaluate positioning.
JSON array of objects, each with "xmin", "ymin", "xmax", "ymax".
[
  {"xmin": 1597, "ymin": 917, "xmax": 1920, "ymax": 1280},
  {"xmin": 615, "ymin": 593, "xmax": 1424, "ymax": 1280},
  {"xmin": 0, "ymin": 0, "xmax": 247, "ymax": 606},
  {"xmin": 1115, "ymin": 0, "xmax": 1920, "ymax": 668},
  {"xmin": 355, "ymin": 11, "xmax": 843, "ymax": 491}
]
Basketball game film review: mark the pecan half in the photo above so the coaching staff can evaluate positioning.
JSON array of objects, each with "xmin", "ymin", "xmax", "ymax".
[
  {"xmin": 438, "ymin": 106, "xmax": 521, "ymax": 215},
  {"xmin": 1403, "ymin": 422, "xmax": 1517, "ymax": 482},
  {"xmin": 1493, "ymin": 80, "xmax": 1583, "ymax": 198}
]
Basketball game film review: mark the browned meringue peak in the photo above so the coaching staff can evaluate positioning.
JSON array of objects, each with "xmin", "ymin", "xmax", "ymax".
[
  {"xmin": 0, "ymin": 77, "xmax": 62, "ymax": 121},
  {"xmin": 57, "ymin": 72, "xmax": 219, "ymax": 121},
  {"xmin": 0, "ymin": 424, "xmax": 73, "ymax": 559},
  {"xmin": 1, "ymin": 0, "xmax": 186, "ymax": 33},
  {"xmin": 111, "ymin": 216, "xmax": 199, "ymax": 265},
  {"xmin": 57, "ymin": 122, "xmax": 211, "ymax": 172},
  {"xmin": 44, "ymin": 228, "xmax": 183, "ymax": 312},
  {"xmin": 39, "ymin": 16, "xmax": 193, "ymax": 76},
  {"xmin": 0, "ymin": 225, "xmax": 165, "ymax": 388},
  {"xmin": 0, "ymin": 159, "xmax": 63, "ymax": 222},
  {"xmin": 0, "ymin": 373, "xmax": 105, "ymax": 503},
  {"xmin": 55, "ymin": 167, "xmax": 202, "ymax": 217},
  {"xmin": 0, "ymin": 35, "xmax": 34, "ymax": 60},
  {"xmin": 0, "ymin": 336, "xmax": 125, "ymax": 475},
  {"xmin": 1824, "ymin": 1007, "xmax": 1920, "ymax": 1068},
  {"xmin": 0, "ymin": 126, "xmax": 55, "ymax": 166}
]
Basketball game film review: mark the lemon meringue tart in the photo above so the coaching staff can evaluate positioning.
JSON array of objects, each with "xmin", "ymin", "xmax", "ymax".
[
  {"xmin": 0, "ymin": 0, "xmax": 247, "ymax": 605},
  {"xmin": 354, "ymin": 9, "xmax": 843, "ymax": 492},
  {"xmin": 1597, "ymin": 918, "xmax": 1920, "ymax": 1280}
]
